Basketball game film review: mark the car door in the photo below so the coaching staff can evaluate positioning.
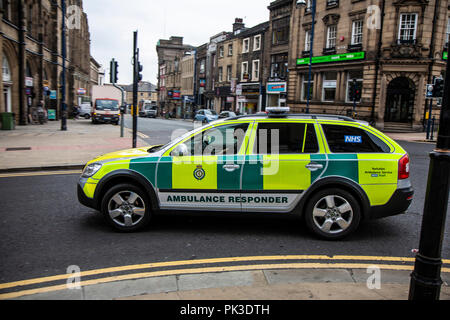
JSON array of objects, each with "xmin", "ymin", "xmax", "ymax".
[
  {"xmin": 156, "ymin": 121, "xmax": 252, "ymax": 211},
  {"xmin": 241, "ymin": 120, "xmax": 325, "ymax": 212}
]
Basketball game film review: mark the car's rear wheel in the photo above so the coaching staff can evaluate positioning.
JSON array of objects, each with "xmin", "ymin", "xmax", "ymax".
[
  {"xmin": 101, "ymin": 183, "xmax": 151, "ymax": 232},
  {"xmin": 84, "ymin": 114, "xmax": 90, "ymax": 119},
  {"xmin": 304, "ymin": 188, "xmax": 361, "ymax": 240}
]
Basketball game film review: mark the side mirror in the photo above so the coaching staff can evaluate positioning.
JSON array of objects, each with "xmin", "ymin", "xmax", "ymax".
[{"xmin": 171, "ymin": 143, "xmax": 189, "ymax": 157}]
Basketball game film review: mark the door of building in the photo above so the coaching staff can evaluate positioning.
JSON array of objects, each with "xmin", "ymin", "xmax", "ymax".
[{"xmin": 384, "ymin": 77, "xmax": 415, "ymax": 123}]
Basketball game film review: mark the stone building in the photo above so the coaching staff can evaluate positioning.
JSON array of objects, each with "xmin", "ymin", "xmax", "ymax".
[
  {"xmin": 194, "ymin": 43, "xmax": 208, "ymax": 107},
  {"xmin": 265, "ymin": 0, "xmax": 292, "ymax": 109},
  {"xmin": 156, "ymin": 36, "xmax": 194, "ymax": 116},
  {"xmin": 287, "ymin": 0, "xmax": 449, "ymax": 131},
  {"xmin": 121, "ymin": 81, "xmax": 157, "ymax": 106},
  {"xmin": 180, "ymin": 53, "xmax": 195, "ymax": 117},
  {"xmin": 236, "ymin": 21, "xmax": 270, "ymax": 114},
  {"xmin": 0, "ymin": 0, "xmax": 92, "ymax": 126}
]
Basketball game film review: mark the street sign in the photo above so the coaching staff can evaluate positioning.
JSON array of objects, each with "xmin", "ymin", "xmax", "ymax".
[
  {"xmin": 50, "ymin": 90, "xmax": 57, "ymax": 99},
  {"xmin": 297, "ymin": 51, "xmax": 366, "ymax": 65},
  {"xmin": 426, "ymin": 84, "xmax": 434, "ymax": 98},
  {"xmin": 236, "ymin": 84, "xmax": 242, "ymax": 95}
]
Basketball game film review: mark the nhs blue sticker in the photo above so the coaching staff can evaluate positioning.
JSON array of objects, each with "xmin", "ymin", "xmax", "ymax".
[{"xmin": 344, "ymin": 135, "xmax": 362, "ymax": 143}]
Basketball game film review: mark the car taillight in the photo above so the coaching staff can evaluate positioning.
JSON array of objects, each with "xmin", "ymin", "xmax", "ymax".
[{"xmin": 398, "ymin": 154, "xmax": 410, "ymax": 180}]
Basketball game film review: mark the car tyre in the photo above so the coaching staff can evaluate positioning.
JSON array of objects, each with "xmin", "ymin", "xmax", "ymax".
[
  {"xmin": 84, "ymin": 114, "xmax": 90, "ymax": 120},
  {"xmin": 101, "ymin": 183, "xmax": 152, "ymax": 232},
  {"xmin": 304, "ymin": 188, "xmax": 361, "ymax": 240}
]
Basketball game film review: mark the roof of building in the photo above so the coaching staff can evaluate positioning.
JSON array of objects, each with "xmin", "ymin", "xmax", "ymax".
[{"xmin": 120, "ymin": 81, "xmax": 156, "ymax": 92}]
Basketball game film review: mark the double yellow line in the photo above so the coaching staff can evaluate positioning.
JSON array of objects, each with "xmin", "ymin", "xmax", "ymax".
[{"xmin": 1, "ymin": 255, "xmax": 449, "ymax": 300}]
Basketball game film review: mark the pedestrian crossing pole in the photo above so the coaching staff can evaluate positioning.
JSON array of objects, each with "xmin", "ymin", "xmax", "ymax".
[
  {"xmin": 409, "ymin": 57, "xmax": 450, "ymax": 300},
  {"xmin": 132, "ymin": 31, "xmax": 138, "ymax": 148}
]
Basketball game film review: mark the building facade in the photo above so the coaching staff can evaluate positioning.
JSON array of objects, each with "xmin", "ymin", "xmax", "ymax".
[
  {"xmin": 0, "ymin": 0, "xmax": 92, "ymax": 126},
  {"xmin": 156, "ymin": 36, "xmax": 194, "ymax": 116},
  {"xmin": 288, "ymin": 0, "xmax": 449, "ymax": 130}
]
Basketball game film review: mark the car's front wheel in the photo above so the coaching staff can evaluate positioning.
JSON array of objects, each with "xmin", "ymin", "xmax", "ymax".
[
  {"xmin": 101, "ymin": 183, "xmax": 152, "ymax": 232},
  {"xmin": 304, "ymin": 188, "xmax": 361, "ymax": 240}
]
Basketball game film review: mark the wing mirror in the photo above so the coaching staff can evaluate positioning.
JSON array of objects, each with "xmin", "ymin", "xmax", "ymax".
[{"xmin": 171, "ymin": 144, "xmax": 189, "ymax": 157}]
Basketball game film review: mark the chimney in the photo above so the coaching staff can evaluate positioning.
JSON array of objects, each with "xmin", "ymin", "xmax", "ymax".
[{"xmin": 233, "ymin": 18, "xmax": 245, "ymax": 32}]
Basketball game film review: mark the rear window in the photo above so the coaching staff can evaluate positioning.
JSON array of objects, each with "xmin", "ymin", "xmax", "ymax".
[
  {"xmin": 254, "ymin": 123, "xmax": 319, "ymax": 154},
  {"xmin": 322, "ymin": 124, "xmax": 391, "ymax": 153}
]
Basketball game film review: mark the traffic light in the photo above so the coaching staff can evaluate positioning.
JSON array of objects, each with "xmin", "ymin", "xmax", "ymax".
[
  {"xmin": 110, "ymin": 59, "xmax": 118, "ymax": 84},
  {"xmin": 349, "ymin": 79, "xmax": 361, "ymax": 101},
  {"xmin": 137, "ymin": 62, "xmax": 143, "ymax": 82},
  {"xmin": 433, "ymin": 78, "xmax": 444, "ymax": 98}
]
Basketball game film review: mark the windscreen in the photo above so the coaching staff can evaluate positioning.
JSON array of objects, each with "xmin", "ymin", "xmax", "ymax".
[{"xmin": 95, "ymin": 100, "xmax": 119, "ymax": 110}]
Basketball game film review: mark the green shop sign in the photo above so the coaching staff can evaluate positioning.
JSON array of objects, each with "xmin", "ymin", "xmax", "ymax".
[
  {"xmin": 444, "ymin": 51, "xmax": 448, "ymax": 60},
  {"xmin": 297, "ymin": 51, "xmax": 366, "ymax": 65}
]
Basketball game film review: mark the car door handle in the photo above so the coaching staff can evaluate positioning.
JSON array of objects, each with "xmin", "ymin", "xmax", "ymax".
[
  {"xmin": 305, "ymin": 162, "xmax": 324, "ymax": 171},
  {"xmin": 223, "ymin": 164, "xmax": 240, "ymax": 172}
]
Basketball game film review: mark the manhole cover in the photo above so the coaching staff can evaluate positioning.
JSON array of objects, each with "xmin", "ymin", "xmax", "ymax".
[{"xmin": 5, "ymin": 147, "xmax": 32, "ymax": 151}]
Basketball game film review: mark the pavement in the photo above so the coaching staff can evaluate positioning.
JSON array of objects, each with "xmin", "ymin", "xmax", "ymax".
[
  {"xmin": 0, "ymin": 117, "xmax": 437, "ymax": 172},
  {"xmin": 1, "ymin": 119, "xmax": 446, "ymax": 301}
]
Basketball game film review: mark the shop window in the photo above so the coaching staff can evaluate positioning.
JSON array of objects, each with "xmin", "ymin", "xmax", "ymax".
[
  {"xmin": 301, "ymin": 74, "xmax": 314, "ymax": 101},
  {"xmin": 322, "ymin": 72, "xmax": 337, "ymax": 102}
]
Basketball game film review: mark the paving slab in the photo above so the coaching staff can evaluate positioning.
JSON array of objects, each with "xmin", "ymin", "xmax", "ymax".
[
  {"xmin": 177, "ymin": 271, "xmax": 259, "ymax": 291},
  {"xmin": 82, "ymin": 276, "xmax": 178, "ymax": 300},
  {"xmin": 15, "ymin": 288, "xmax": 84, "ymax": 300},
  {"xmin": 350, "ymin": 269, "xmax": 411, "ymax": 284},
  {"xmin": 263, "ymin": 269, "xmax": 354, "ymax": 285}
]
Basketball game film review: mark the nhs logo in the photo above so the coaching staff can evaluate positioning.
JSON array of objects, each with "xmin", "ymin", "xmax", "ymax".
[{"xmin": 345, "ymin": 135, "xmax": 362, "ymax": 143}]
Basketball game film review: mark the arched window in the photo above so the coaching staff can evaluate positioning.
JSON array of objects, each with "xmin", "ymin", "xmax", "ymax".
[{"xmin": 2, "ymin": 55, "xmax": 11, "ymax": 83}]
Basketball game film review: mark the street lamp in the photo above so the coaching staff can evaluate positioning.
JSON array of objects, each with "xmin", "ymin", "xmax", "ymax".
[{"xmin": 297, "ymin": 0, "xmax": 316, "ymax": 114}]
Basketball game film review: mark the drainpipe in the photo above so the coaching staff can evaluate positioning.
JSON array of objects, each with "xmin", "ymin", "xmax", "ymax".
[
  {"xmin": 18, "ymin": 0, "xmax": 26, "ymax": 125},
  {"xmin": 371, "ymin": 0, "xmax": 385, "ymax": 125}
]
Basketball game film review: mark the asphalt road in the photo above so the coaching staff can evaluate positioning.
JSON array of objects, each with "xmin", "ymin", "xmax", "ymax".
[{"xmin": 0, "ymin": 118, "xmax": 449, "ymax": 286}]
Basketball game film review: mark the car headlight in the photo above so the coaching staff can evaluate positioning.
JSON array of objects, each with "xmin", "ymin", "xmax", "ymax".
[{"xmin": 82, "ymin": 163, "xmax": 102, "ymax": 178}]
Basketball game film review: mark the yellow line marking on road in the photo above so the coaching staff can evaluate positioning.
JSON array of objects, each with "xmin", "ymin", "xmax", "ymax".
[
  {"xmin": 1, "ymin": 262, "xmax": 449, "ymax": 300},
  {"xmin": 0, "ymin": 170, "xmax": 81, "ymax": 178},
  {"xmin": 137, "ymin": 132, "xmax": 149, "ymax": 139},
  {"xmin": 1, "ymin": 255, "xmax": 449, "ymax": 291}
]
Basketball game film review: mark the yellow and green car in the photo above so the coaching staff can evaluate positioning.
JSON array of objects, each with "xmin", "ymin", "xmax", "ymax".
[{"xmin": 78, "ymin": 111, "xmax": 413, "ymax": 239}]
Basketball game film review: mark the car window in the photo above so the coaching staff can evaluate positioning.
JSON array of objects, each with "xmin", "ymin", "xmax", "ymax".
[
  {"xmin": 253, "ymin": 123, "xmax": 319, "ymax": 154},
  {"xmin": 173, "ymin": 123, "xmax": 250, "ymax": 156},
  {"xmin": 322, "ymin": 124, "xmax": 390, "ymax": 153},
  {"xmin": 204, "ymin": 110, "xmax": 212, "ymax": 115}
]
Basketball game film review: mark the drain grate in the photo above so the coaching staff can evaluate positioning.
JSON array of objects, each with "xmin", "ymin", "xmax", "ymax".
[{"xmin": 5, "ymin": 147, "xmax": 32, "ymax": 151}]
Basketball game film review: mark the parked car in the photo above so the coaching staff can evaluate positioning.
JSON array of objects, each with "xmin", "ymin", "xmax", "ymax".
[
  {"xmin": 194, "ymin": 109, "xmax": 219, "ymax": 123},
  {"xmin": 218, "ymin": 111, "xmax": 237, "ymax": 119},
  {"xmin": 78, "ymin": 107, "xmax": 413, "ymax": 239},
  {"xmin": 78, "ymin": 103, "xmax": 92, "ymax": 119}
]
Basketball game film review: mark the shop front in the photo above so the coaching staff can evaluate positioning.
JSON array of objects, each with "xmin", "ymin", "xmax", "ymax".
[
  {"xmin": 266, "ymin": 82, "xmax": 287, "ymax": 108},
  {"xmin": 237, "ymin": 83, "xmax": 261, "ymax": 115}
]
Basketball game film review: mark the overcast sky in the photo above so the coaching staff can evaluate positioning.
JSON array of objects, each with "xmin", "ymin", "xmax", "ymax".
[{"xmin": 84, "ymin": 0, "xmax": 270, "ymax": 85}]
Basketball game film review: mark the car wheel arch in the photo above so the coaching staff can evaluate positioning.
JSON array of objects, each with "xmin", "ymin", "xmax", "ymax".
[
  {"xmin": 294, "ymin": 177, "xmax": 370, "ymax": 220},
  {"xmin": 94, "ymin": 170, "xmax": 159, "ymax": 212}
]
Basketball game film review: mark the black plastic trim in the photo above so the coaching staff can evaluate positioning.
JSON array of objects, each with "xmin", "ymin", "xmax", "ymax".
[{"xmin": 368, "ymin": 187, "xmax": 414, "ymax": 220}]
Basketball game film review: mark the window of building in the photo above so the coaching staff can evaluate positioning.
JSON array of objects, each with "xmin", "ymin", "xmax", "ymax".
[
  {"xmin": 200, "ymin": 59, "xmax": 206, "ymax": 74},
  {"xmin": 218, "ymin": 67, "xmax": 223, "ymax": 82},
  {"xmin": 351, "ymin": 20, "xmax": 363, "ymax": 45},
  {"xmin": 446, "ymin": 17, "xmax": 450, "ymax": 45},
  {"xmin": 252, "ymin": 60, "xmax": 260, "ymax": 82},
  {"xmin": 322, "ymin": 72, "xmax": 337, "ymax": 102},
  {"xmin": 398, "ymin": 13, "xmax": 418, "ymax": 44},
  {"xmin": 227, "ymin": 65, "xmax": 232, "ymax": 82},
  {"xmin": 219, "ymin": 46, "xmax": 224, "ymax": 58},
  {"xmin": 305, "ymin": 30, "xmax": 311, "ymax": 51},
  {"xmin": 228, "ymin": 44, "xmax": 233, "ymax": 56},
  {"xmin": 346, "ymin": 70, "xmax": 363, "ymax": 103},
  {"xmin": 305, "ymin": 0, "xmax": 312, "ymax": 13},
  {"xmin": 322, "ymin": 125, "xmax": 390, "ymax": 153},
  {"xmin": 326, "ymin": 25, "xmax": 337, "ymax": 49},
  {"xmin": 2, "ymin": 55, "xmax": 11, "ymax": 82},
  {"xmin": 301, "ymin": 74, "xmax": 314, "ymax": 101},
  {"xmin": 254, "ymin": 35, "xmax": 261, "ymax": 51},
  {"xmin": 270, "ymin": 53, "xmax": 288, "ymax": 79},
  {"xmin": 2, "ymin": 0, "xmax": 11, "ymax": 21},
  {"xmin": 241, "ymin": 62, "xmax": 249, "ymax": 81},
  {"xmin": 243, "ymin": 38, "xmax": 250, "ymax": 53},
  {"xmin": 254, "ymin": 123, "xmax": 318, "ymax": 154},
  {"xmin": 272, "ymin": 17, "xmax": 290, "ymax": 45}
]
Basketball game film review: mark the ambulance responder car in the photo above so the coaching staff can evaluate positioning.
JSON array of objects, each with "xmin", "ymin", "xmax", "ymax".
[{"xmin": 77, "ymin": 108, "xmax": 413, "ymax": 240}]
